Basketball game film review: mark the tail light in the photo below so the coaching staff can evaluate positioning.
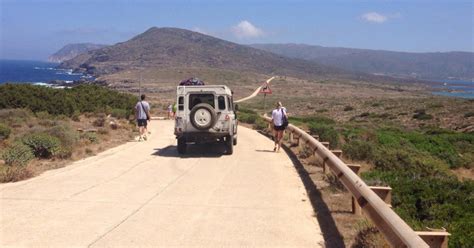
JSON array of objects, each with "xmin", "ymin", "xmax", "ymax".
[{"xmin": 225, "ymin": 115, "xmax": 230, "ymax": 121}]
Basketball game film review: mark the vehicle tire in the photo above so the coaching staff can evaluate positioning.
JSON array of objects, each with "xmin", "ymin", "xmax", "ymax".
[
  {"xmin": 233, "ymin": 136, "xmax": 237, "ymax": 146},
  {"xmin": 177, "ymin": 137, "xmax": 186, "ymax": 154},
  {"xmin": 226, "ymin": 135, "xmax": 233, "ymax": 155},
  {"xmin": 190, "ymin": 103, "xmax": 216, "ymax": 130}
]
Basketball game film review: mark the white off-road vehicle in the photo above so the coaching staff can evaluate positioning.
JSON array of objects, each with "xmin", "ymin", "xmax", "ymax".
[{"xmin": 174, "ymin": 85, "xmax": 238, "ymax": 155}]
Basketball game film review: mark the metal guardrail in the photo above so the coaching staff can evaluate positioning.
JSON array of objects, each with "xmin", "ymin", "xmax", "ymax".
[{"xmin": 262, "ymin": 116, "xmax": 450, "ymax": 248}]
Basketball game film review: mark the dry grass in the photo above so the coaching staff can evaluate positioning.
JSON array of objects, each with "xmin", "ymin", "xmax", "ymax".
[{"xmin": 0, "ymin": 111, "xmax": 135, "ymax": 183}]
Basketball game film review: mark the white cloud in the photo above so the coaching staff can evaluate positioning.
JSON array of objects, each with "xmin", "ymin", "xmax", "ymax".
[
  {"xmin": 231, "ymin": 20, "xmax": 264, "ymax": 39},
  {"xmin": 361, "ymin": 12, "xmax": 388, "ymax": 23}
]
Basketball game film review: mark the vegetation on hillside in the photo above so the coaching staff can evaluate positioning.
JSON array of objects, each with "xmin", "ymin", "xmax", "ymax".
[
  {"xmin": 0, "ymin": 84, "xmax": 136, "ymax": 117},
  {"xmin": 244, "ymin": 108, "xmax": 473, "ymax": 247},
  {"xmin": 0, "ymin": 85, "xmax": 137, "ymax": 182}
]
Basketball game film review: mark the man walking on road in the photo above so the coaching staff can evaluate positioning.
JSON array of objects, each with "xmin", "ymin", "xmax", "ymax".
[{"xmin": 135, "ymin": 94, "xmax": 151, "ymax": 141}]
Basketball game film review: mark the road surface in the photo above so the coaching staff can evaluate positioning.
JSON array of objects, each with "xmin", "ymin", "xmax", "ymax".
[{"xmin": 0, "ymin": 120, "xmax": 323, "ymax": 247}]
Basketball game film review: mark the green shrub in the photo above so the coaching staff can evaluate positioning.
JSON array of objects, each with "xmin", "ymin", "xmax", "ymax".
[
  {"xmin": 35, "ymin": 111, "xmax": 51, "ymax": 119},
  {"xmin": 1, "ymin": 143, "xmax": 34, "ymax": 166},
  {"xmin": 363, "ymin": 170, "xmax": 474, "ymax": 247},
  {"xmin": 81, "ymin": 132, "xmax": 98, "ymax": 143},
  {"xmin": 110, "ymin": 108, "xmax": 128, "ymax": 119},
  {"xmin": 46, "ymin": 125, "xmax": 79, "ymax": 148},
  {"xmin": 309, "ymin": 123, "xmax": 339, "ymax": 148},
  {"xmin": 71, "ymin": 111, "xmax": 81, "ymax": 122},
  {"xmin": 413, "ymin": 109, "xmax": 433, "ymax": 120},
  {"xmin": 254, "ymin": 118, "xmax": 268, "ymax": 131},
  {"xmin": 98, "ymin": 128, "xmax": 109, "ymax": 135},
  {"xmin": 22, "ymin": 133, "xmax": 60, "ymax": 158},
  {"xmin": 0, "ymin": 84, "xmax": 135, "ymax": 117},
  {"xmin": 239, "ymin": 113, "xmax": 257, "ymax": 124},
  {"xmin": 371, "ymin": 102, "xmax": 382, "ymax": 107},
  {"xmin": 0, "ymin": 123, "xmax": 11, "ymax": 140},
  {"xmin": 343, "ymin": 140, "xmax": 374, "ymax": 161},
  {"xmin": 56, "ymin": 147, "xmax": 73, "ymax": 159}
]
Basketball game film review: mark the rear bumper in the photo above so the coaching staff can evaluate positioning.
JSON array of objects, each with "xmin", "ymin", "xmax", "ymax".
[{"xmin": 175, "ymin": 131, "xmax": 230, "ymax": 143}]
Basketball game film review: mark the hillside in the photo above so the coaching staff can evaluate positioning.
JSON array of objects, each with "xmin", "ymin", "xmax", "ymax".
[
  {"xmin": 58, "ymin": 28, "xmax": 351, "ymax": 80},
  {"xmin": 250, "ymin": 43, "xmax": 474, "ymax": 81},
  {"xmin": 49, "ymin": 43, "xmax": 108, "ymax": 63}
]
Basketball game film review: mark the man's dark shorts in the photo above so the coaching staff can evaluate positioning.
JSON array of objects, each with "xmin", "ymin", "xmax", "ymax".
[
  {"xmin": 274, "ymin": 125, "xmax": 285, "ymax": 131},
  {"xmin": 137, "ymin": 119, "xmax": 147, "ymax": 127}
]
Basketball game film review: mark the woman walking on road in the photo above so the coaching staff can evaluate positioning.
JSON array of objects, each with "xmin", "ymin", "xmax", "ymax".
[{"xmin": 271, "ymin": 101, "xmax": 288, "ymax": 152}]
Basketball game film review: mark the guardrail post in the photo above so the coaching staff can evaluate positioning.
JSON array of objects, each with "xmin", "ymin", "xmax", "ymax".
[
  {"xmin": 293, "ymin": 135, "xmax": 300, "ymax": 146},
  {"xmin": 347, "ymin": 164, "xmax": 361, "ymax": 174},
  {"xmin": 369, "ymin": 186, "xmax": 392, "ymax": 206},
  {"xmin": 322, "ymin": 157, "xmax": 329, "ymax": 173},
  {"xmin": 331, "ymin": 150, "xmax": 342, "ymax": 158},
  {"xmin": 415, "ymin": 232, "xmax": 450, "ymax": 248},
  {"xmin": 321, "ymin": 141, "xmax": 330, "ymax": 148}
]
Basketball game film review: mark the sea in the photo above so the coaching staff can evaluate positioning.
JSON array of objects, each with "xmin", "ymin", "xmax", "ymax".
[
  {"xmin": 0, "ymin": 60, "xmax": 473, "ymax": 99},
  {"xmin": 0, "ymin": 59, "xmax": 91, "ymax": 87}
]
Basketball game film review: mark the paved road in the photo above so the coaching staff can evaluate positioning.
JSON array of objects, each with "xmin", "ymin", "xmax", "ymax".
[{"xmin": 0, "ymin": 120, "xmax": 323, "ymax": 247}]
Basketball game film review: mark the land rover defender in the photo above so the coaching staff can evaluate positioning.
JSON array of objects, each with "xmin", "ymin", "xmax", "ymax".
[{"xmin": 174, "ymin": 85, "xmax": 238, "ymax": 155}]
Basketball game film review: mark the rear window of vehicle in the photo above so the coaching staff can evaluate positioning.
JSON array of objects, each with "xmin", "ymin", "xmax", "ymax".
[
  {"xmin": 189, "ymin": 94, "xmax": 215, "ymax": 110},
  {"xmin": 218, "ymin": 96, "xmax": 226, "ymax": 110}
]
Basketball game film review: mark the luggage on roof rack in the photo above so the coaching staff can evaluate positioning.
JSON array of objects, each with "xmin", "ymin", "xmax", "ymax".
[{"xmin": 179, "ymin": 77, "xmax": 205, "ymax": 86}]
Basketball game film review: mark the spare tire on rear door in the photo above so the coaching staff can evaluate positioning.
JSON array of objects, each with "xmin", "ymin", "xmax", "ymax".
[{"xmin": 190, "ymin": 103, "xmax": 216, "ymax": 130}]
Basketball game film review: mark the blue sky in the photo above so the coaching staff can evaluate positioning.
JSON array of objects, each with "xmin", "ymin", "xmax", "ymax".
[{"xmin": 1, "ymin": 0, "xmax": 473, "ymax": 60}]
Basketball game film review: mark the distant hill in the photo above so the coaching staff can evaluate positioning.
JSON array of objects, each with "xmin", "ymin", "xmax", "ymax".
[
  {"xmin": 250, "ymin": 44, "xmax": 474, "ymax": 81},
  {"xmin": 49, "ymin": 43, "xmax": 108, "ymax": 63},
  {"xmin": 59, "ymin": 28, "xmax": 350, "ymax": 80}
]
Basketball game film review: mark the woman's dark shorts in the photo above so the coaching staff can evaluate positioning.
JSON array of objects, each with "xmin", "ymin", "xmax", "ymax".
[
  {"xmin": 137, "ymin": 119, "xmax": 147, "ymax": 127},
  {"xmin": 274, "ymin": 125, "xmax": 285, "ymax": 131}
]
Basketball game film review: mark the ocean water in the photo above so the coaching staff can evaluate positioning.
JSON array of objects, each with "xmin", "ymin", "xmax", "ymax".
[
  {"xmin": 431, "ymin": 80, "xmax": 474, "ymax": 99},
  {"xmin": 0, "ymin": 59, "xmax": 87, "ymax": 86}
]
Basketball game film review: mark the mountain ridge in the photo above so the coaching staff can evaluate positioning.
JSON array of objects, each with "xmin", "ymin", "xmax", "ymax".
[
  {"xmin": 58, "ymin": 27, "xmax": 354, "ymax": 80},
  {"xmin": 250, "ymin": 43, "xmax": 474, "ymax": 81},
  {"xmin": 48, "ymin": 43, "xmax": 108, "ymax": 63}
]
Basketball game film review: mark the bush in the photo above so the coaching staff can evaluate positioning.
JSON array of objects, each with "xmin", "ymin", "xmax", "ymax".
[
  {"xmin": 413, "ymin": 109, "xmax": 433, "ymax": 120},
  {"xmin": 0, "ymin": 84, "xmax": 136, "ymax": 117},
  {"xmin": 254, "ymin": 118, "xmax": 268, "ymax": 131},
  {"xmin": 363, "ymin": 170, "xmax": 474, "ymax": 247},
  {"xmin": 309, "ymin": 123, "xmax": 339, "ymax": 148},
  {"xmin": 343, "ymin": 140, "xmax": 374, "ymax": 161},
  {"xmin": 343, "ymin": 106, "xmax": 354, "ymax": 111},
  {"xmin": 1, "ymin": 143, "xmax": 34, "ymax": 166},
  {"xmin": 81, "ymin": 132, "xmax": 98, "ymax": 143},
  {"xmin": 464, "ymin": 112, "xmax": 474, "ymax": 118},
  {"xmin": 239, "ymin": 113, "xmax": 257, "ymax": 124},
  {"xmin": 22, "ymin": 133, "xmax": 60, "ymax": 158},
  {"xmin": 0, "ymin": 123, "xmax": 11, "ymax": 140},
  {"xmin": 46, "ymin": 125, "xmax": 79, "ymax": 148},
  {"xmin": 110, "ymin": 108, "xmax": 128, "ymax": 119},
  {"xmin": 93, "ymin": 117, "xmax": 105, "ymax": 127}
]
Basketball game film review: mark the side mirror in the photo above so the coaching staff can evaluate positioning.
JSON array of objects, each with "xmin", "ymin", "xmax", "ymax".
[{"xmin": 234, "ymin": 104, "xmax": 239, "ymax": 111}]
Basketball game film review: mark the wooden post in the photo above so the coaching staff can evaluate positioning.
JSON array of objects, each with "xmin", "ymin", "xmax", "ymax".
[
  {"xmin": 415, "ymin": 232, "xmax": 450, "ymax": 248},
  {"xmin": 347, "ymin": 164, "xmax": 361, "ymax": 174},
  {"xmin": 321, "ymin": 142, "xmax": 330, "ymax": 148},
  {"xmin": 331, "ymin": 149, "xmax": 342, "ymax": 158},
  {"xmin": 322, "ymin": 157, "xmax": 329, "ymax": 174},
  {"xmin": 369, "ymin": 186, "xmax": 392, "ymax": 206}
]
